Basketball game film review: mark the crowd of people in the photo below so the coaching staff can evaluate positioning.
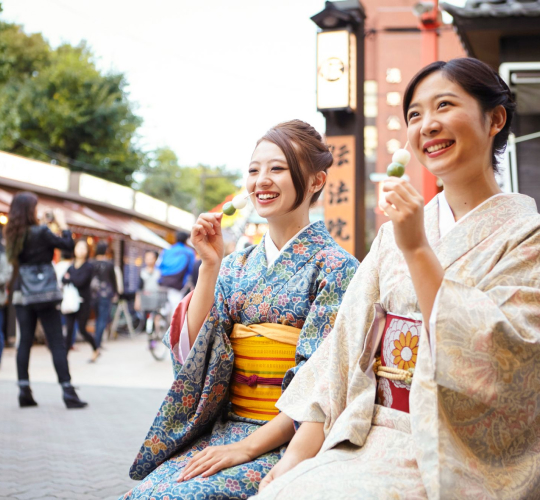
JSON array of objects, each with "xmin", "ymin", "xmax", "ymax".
[{"xmin": 0, "ymin": 192, "xmax": 199, "ymax": 409}]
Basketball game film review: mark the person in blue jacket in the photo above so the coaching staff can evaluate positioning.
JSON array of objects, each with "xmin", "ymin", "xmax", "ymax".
[{"xmin": 157, "ymin": 230, "xmax": 196, "ymax": 314}]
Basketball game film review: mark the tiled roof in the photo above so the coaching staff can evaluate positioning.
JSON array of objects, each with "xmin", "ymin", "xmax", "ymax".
[{"xmin": 441, "ymin": 0, "xmax": 540, "ymax": 18}]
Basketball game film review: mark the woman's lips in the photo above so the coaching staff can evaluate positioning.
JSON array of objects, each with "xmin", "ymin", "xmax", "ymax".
[
  {"xmin": 425, "ymin": 141, "xmax": 455, "ymax": 158},
  {"xmin": 256, "ymin": 194, "xmax": 280, "ymax": 205}
]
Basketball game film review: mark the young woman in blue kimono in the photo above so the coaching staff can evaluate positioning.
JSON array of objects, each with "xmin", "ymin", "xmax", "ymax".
[{"xmin": 122, "ymin": 120, "xmax": 359, "ymax": 499}]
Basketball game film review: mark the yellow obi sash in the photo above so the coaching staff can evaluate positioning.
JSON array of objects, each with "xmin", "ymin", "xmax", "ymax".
[{"xmin": 229, "ymin": 323, "xmax": 301, "ymax": 421}]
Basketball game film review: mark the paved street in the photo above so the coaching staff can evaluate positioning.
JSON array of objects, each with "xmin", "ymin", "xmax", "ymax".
[{"xmin": 0, "ymin": 334, "xmax": 174, "ymax": 500}]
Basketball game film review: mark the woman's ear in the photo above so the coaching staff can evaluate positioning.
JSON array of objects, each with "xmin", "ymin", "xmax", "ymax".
[
  {"xmin": 310, "ymin": 171, "xmax": 327, "ymax": 194},
  {"xmin": 489, "ymin": 105, "xmax": 507, "ymax": 138}
]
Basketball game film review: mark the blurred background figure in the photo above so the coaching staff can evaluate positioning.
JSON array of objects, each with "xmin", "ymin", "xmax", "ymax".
[
  {"xmin": 91, "ymin": 241, "xmax": 118, "ymax": 355},
  {"xmin": 63, "ymin": 239, "xmax": 99, "ymax": 362},
  {"xmin": 157, "ymin": 230, "xmax": 196, "ymax": 315},
  {"xmin": 0, "ymin": 226, "xmax": 13, "ymax": 368},
  {"xmin": 139, "ymin": 250, "xmax": 161, "ymax": 294},
  {"xmin": 5, "ymin": 191, "xmax": 87, "ymax": 408}
]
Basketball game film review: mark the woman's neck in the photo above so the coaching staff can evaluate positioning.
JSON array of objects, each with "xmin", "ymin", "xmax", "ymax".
[
  {"xmin": 443, "ymin": 168, "xmax": 502, "ymax": 221},
  {"xmin": 74, "ymin": 258, "xmax": 86, "ymax": 268},
  {"xmin": 267, "ymin": 210, "xmax": 311, "ymax": 250}
]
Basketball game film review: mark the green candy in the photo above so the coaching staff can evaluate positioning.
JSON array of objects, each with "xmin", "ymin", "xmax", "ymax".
[
  {"xmin": 222, "ymin": 201, "xmax": 236, "ymax": 216},
  {"xmin": 386, "ymin": 162, "xmax": 405, "ymax": 178}
]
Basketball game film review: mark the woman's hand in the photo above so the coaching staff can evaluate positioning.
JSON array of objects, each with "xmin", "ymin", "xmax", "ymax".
[
  {"xmin": 53, "ymin": 208, "xmax": 68, "ymax": 230},
  {"xmin": 379, "ymin": 178, "xmax": 428, "ymax": 255},
  {"xmin": 191, "ymin": 213, "xmax": 224, "ymax": 269},
  {"xmin": 177, "ymin": 442, "xmax": 253, "ymax": 482},
  {"xmin": 258, "ymin": 452, "xmax": 304, "ymax": 492},
  {"xmin": 380, "ymin": 177, "xmax": 444, "ymax": 327}
]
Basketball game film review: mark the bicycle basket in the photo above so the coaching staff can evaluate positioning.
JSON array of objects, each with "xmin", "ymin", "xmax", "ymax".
[{"xmin": 140, "ymin": 290, "xmax": 168, "ymax": 311}]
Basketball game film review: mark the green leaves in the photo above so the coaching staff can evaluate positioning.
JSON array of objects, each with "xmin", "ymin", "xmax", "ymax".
[
  {"xmin": 139, "ymin": 147, "xmax": 241, "ymax": 214},
  {"xmin": 0, "ymin": 22, "xmax": 142, "ymax": 186}
]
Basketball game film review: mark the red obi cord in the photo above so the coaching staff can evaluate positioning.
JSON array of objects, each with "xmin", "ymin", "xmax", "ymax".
[
  {"xmin": 377, "ymin": 313, "xmax": 422, "ymax": 413},
  {"xmin": 232, "ymin": 373, "xmax": 283, "ymax": 388}
]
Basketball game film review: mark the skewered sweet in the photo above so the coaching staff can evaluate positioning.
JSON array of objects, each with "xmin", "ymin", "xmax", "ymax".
[
  {"xmin": 222, "ymin": 193, "xmax": 252, "ymax": 216},
  {"xmin": 386, "ymin": 147, "xmax": 411, "ymax": 178}
]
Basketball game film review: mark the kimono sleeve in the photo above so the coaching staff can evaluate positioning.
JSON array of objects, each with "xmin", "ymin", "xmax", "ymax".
[
  {"xmin": 282, "ymin": 249, "xmax": 359, "ymax": 389},
  {"xmin": 277, "ymin": 230, "xmax": 383, "ymax": 444},
  {"xmin": 428, "ymin": 228, "xmax": 540, "ymax": 480},
  {"xmin": 129, "ymin": 259, "xmax": 235, "ymax": 480}
]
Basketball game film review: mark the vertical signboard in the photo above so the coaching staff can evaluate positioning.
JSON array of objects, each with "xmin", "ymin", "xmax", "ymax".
[{"xmin": 324, "ymin": 135, "xmax": 356, "ymax": 256}]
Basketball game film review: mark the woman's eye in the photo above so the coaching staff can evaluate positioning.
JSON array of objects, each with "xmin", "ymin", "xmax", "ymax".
[
  {"xmin": 438, "ymin": 101, "xmax": 452, "ymax": 109},
  {"xmin": 248, "ymin": 169, "xmax": 258, "ymax": 174},
  {"xmin": 271, "ymin": 167, "xmax": 284, "ymax": 172},
  {"xmin": 408, "ymin": 111, "xmax": 419, "ymax": 121}
]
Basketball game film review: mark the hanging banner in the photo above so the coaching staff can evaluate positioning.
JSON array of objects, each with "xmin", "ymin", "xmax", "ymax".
[{"xmin": 324, "ymin": 135, "xmax": 356, "ymax": 256}]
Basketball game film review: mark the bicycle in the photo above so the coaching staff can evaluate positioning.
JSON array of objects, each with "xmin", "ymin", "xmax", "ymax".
[{"xmin": 139, "ymin": 290, "xmax": 169, "ymax": 361}]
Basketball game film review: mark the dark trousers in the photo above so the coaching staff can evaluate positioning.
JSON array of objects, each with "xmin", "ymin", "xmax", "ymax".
[
  {"xmin": 15, "ymin": 303, "xmax": 71, "ymax": 384},
  {"xmin": 93, "ymin": 297, "xmax": 112, "ymax": 349},
  {"xmin": 65, "ymin": 301, "xmax": 97, "ymax": 352}
]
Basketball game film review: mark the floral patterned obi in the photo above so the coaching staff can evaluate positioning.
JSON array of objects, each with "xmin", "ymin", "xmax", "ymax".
[
  {"xmin": 376, "ymin": 313, "xmax": 422, "ymax": 413},
  {"xmin": 229, "ymin": 323, "xmax": 301, "ymax": 421}
]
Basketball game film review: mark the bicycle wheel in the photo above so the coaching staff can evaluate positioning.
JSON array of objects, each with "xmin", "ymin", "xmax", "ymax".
[{"xmin": 149, "ymin": 314, "xmax": 169, "ymax": 361}]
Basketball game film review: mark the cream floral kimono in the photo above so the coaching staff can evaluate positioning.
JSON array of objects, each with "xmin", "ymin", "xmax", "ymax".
[{"xmin": 253, "ymin": 193, "xmax": 540, "ymax": 500}]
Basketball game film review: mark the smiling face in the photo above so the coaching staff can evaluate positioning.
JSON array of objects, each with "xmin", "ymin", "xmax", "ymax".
[
  {"xmin": 247, "ymin": 140, "xmax": 301, "ymax": 221},
  {"xmin": 406, "ymin": 71, "xmax": 497, "ymax": 184}
]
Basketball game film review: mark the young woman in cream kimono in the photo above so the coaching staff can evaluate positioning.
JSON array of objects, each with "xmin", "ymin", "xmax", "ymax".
[
  {"xmin": 122, "ymin": 120, "xmax": 358, "ymax": 499},
  {"xmin": 254, "ymin": 59, "xmax": 540, "ymax": 500}
]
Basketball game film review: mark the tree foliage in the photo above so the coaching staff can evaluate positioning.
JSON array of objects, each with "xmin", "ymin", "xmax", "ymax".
[
  {"xmin": 0, "ymin": 20, "xmax": 142, "ymax": 185},
  {"xmin": 139, "ymin": 147, "xmax": 241, "ymax": 214}
]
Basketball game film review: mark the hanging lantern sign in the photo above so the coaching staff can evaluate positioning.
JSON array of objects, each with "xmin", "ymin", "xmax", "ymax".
[{"xmin": 316, "ymin": 30, "xmax": 357, "ymax": 112}]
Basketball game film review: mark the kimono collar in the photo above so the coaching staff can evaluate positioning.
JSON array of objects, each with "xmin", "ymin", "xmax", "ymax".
[
  {"xmin": 250, "ymin": 220, "xmax": 332, "ymax": 277},
  {"xmin": 264, "ymin": 222, "xmax": 316, "ymax": 267},
  {"xmin": 426, "ymin": 192, "xmax": 538, "ymax": 271}
]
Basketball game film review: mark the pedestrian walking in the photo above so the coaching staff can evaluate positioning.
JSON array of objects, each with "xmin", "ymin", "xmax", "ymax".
[
  {"xmin": 157, "ymin": 231, "xmax": 195, "ymax": 314},
  {"xmin": 0, "ymin": 227, "xmax": 13, "ymax": 368},
  {"xmin": 5, "ymin": 191, "xmax": 87, "ymax": 408},
  {"xmin": 91, "ymin": 241, "xmax": 118, "ymax": 355},
  {"xmin": 63, "ymin": 239, "xmax": 99, "ymax": 361}
]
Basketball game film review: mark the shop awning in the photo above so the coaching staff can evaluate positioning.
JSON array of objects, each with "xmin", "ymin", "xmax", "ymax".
[{"xmin": 0, "ymin": 189, "xmax": 170, "ymax": 249}]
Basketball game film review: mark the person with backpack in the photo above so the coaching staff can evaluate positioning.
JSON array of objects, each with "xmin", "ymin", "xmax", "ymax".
[
  {"xmin": 157, "ymin": 230, "xmax": 195, "ymax": 314},
  {"xmin": 90, "ymin": 241, "xmax": 118, "ymax": 358}
]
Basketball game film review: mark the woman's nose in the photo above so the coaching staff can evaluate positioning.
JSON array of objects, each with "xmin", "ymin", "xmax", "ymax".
[
  {"xmin": 255, "ymin": 173, "xmax": 272, "ymax": 188},
  {"xmin": 420, "ymin": 114, "xmax": 441, "ymax": 136}
]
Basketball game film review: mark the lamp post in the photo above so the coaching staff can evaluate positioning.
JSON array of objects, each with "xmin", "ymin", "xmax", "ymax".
[{"xmin": 311, "ymin": 0, "xmax": 366, "ymax": 260}]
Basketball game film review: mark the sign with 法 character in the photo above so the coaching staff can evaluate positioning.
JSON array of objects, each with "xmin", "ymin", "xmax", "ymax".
[{"xmin": 324, "ymin": 135, "xmax": 355, "ymax": 255}]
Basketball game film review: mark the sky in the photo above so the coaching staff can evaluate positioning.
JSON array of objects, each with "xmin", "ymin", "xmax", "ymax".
[
  {"xmin": 2, "ymin": 0, "xmax": 330, "ymax": 173},
  {"xmin": 1, "ymin": 0, "xmax": 467, "ymax": 174}
]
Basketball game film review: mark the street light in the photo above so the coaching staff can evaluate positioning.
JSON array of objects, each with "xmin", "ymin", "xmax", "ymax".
[{"xmin": 311, "ymin": 0, "xmax": 366, "ymax": 260}]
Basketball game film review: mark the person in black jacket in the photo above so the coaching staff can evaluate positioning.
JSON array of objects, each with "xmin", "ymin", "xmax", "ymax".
[
  {"xmin": 90, "ymin": 241, "xmax": 117, "ymax": 357},
  {"xmin": 5, "ymin": 191, "xmax": 87, "ymax": 409},
  {"xmin": 63, "ymin": 239, "xmax": 98, "ymax": 360}
]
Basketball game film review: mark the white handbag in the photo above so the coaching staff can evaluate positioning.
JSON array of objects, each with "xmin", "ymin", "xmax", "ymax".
[{"xmin": 61, "ymin": 283, "xmax": 82, "ymax": 314}]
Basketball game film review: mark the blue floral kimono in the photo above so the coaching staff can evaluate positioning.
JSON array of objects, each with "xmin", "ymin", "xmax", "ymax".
[{"xmin": 122, "ymin": 221, "xmax": 358, "ymax": 499}]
